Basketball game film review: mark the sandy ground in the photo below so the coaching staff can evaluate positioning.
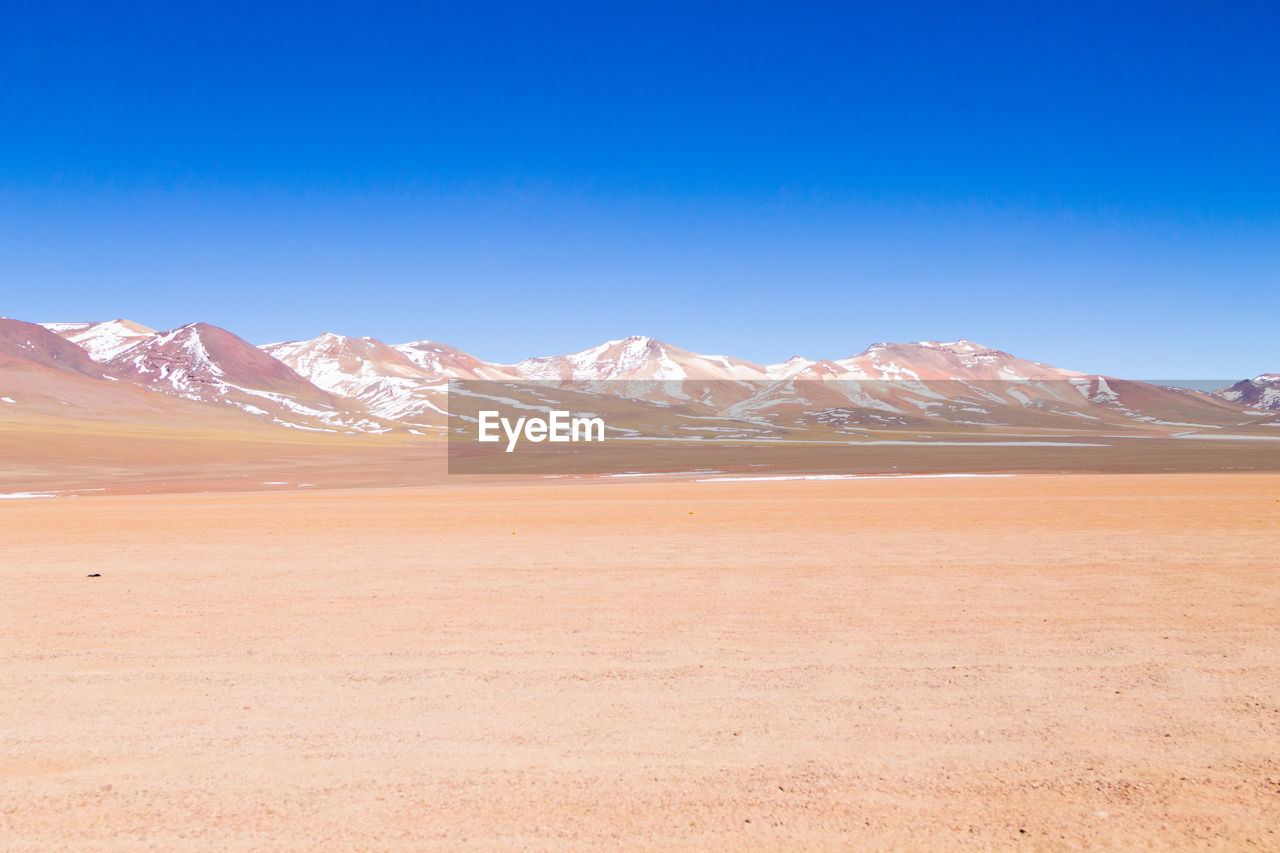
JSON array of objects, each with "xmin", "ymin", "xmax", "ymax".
[{"xmin": 2, "ymin": 473, "xmax": 1278, "ymax": 850}]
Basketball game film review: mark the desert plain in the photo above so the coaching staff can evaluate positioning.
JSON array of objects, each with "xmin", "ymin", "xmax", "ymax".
[{"xmin": 2, "ymin": 472, "xmax": 1278, "ymax": 850}]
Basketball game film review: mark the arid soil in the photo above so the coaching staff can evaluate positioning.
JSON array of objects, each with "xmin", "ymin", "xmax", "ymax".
[{"xmin": 2, "ymin": 474, "xmax": 1278, "ymax": 850}]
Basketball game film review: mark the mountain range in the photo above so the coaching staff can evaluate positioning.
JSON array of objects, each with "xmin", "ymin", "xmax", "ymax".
[{"xmin": 2, "ymin": 316, "xmax": 1277, "ymax": 437}]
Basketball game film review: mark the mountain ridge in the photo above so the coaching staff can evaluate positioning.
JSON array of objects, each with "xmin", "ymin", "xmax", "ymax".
[{"xmin": 20, "ymin": 319, "xmax": 1279, "ymax": 433}]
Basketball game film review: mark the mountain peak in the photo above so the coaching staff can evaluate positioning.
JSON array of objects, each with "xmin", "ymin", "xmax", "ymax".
[
  {"xmin": 511, "ymin": 335, "xmax": 764, "ymax": 381},
  {"xmin": 41, "ymin": 319, "xmax": 157, "ymax": 362},
  {"xmin": 837, "ymin": 339, "xmax": 1079, "ymax": 381},
  {"xmin": 916, "ymin": 339, "xmax": 988, "ymax": 352},
  {"xmin": 602, "ymin": 334, "xmax": 664, "ymax": 351},
  {"xmin": 1215, "ymin": 373, "xmax": 1280, "ymax": 411},
  {"xmin": 866, "ymin": 339, "xmax": 991, "ymax": 354},
  {"xmin": 110, "ymin": 318, "xmax": 155, "ymax": 334}
]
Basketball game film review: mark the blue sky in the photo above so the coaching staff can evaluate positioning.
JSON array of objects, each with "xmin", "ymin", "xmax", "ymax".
[{"xmin": 2, "ymin": 1, "xmax": 1277, "ymax": 376}]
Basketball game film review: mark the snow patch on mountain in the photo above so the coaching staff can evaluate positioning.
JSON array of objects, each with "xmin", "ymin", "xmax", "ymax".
[
  {"xmin": 1215, "ymin": 374, "xmax": 1280, "ymax": 411},
  {"xmin": 42, "ymin": 319, "xmax": 156, "ymax": 362}
]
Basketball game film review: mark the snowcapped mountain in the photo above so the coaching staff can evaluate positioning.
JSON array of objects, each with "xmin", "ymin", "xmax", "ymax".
[
  {"xmin": 41, "ymin": 319, "xmax": 157, "ymax": 362},
  {"xmin": 40, "ymin": 321, "xmax": 390, "ymax": 432},
  {"xmin": 107, "ymin": 322, "xmax": 313, "ymax": 395},
  {"xmin": 1215, "ymin": 374, "xmax": 1280, "ymax": 411},
  {"xmin": 263, "ymin": 333, "xmax": 464, "ymax": 426},
  {"xmin": 23, "ymin": 316, "xmax": 1279, "ymax": 435},
  {"xmin": 109, "ymin": 323, "xmax": 392, "ymax": 432},
  {"xmin": 511, "ymin": 335, "xmax": 767, "ymax": 381},
  {"xmin": 265, "ymin": 333, "xmax": 434, "ymax": 391},
  {"xmin": 1, "ymin": 318, "xmax": 282, "ymax": 428},
  {"xmin": 833, "ymin": 340, "xmax": 1082, "ymax": 381},
  {"xmin": 754, "ymin": 340, "xmax": 1080, "ymax": 383},
  {"xmin": 714, "ymin": 341, "xmax": 1094, "ymax": 425},
  {"xmin": 395, "ymin": 340, "xmax": 521, "ymax": 380},
  {"xmin": 763, "ymin": 356, "xmax": 820, "ymax": 380}
]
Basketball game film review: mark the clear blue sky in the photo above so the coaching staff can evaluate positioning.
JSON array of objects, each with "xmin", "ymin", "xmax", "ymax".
[{"xmin": 2, "ymin": 1, "xmax": 1277, "ymax": 377}]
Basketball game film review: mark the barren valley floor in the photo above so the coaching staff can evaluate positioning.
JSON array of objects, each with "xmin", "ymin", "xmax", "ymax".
[{"xmin": 2, "ymin": 474, "xmax": 1278, "ymax": 850}]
